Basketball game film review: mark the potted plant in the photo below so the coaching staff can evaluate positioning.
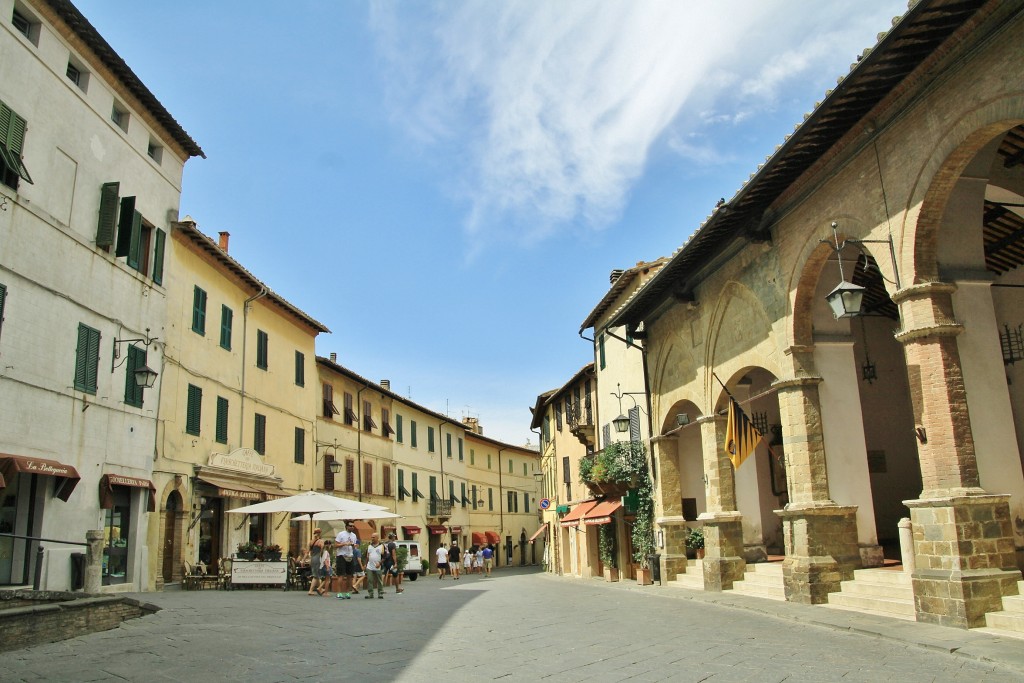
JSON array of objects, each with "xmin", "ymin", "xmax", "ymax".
[
  {"xmin": 686, "ymin": 528, "xmax": 705, "ymax": 560},
  {"xmin": 264, "ymin": 544, "xmax": 282, "ymax": 562},
  {"xmin": 237, "ymin": 542, "xmax": 257, "ymax": 561},
  {"xmin": 600, "ymin": 525, "xmax": 618, "ymax": 582}
]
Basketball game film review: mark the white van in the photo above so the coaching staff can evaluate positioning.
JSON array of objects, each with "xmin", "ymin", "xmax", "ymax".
[{"xmin": 393, "ymin": 541, "xmax": 424, "ymax": 580}]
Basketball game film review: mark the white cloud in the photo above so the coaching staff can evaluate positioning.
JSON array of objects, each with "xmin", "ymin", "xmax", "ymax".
[{"xmin": 369, "ymin": 0, "xmax": 904, "ymax": 253}]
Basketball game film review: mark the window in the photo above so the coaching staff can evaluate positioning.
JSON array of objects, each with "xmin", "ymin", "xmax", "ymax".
[
  {"xmin": 470, "ymin": 449, "xmax": 475, "ymax": 466},
  {"xmin": 428, "ymin": 426, "xmax": 435, "ymax": 453},
  {"xmin": 324, "ymin": 454, "xmax": 336, "ymax": 491},
  {"xmin": 186, "ymin": 384, "xmax": 202, "ymax": 435},
  {"xmin": 523, "ymin": 462, "xmax": 528, "ymax": 476},
  {"xmin": 383, "ymin": 465, "xmax": 392, "ymax": 497},
  {"xmin": 191, "ymin": 286, "xmax": 207, "ymax": 335},
  {"xmin": 487, "ymin": 453, "xmax": 492, "ymax": 469},
  {"xmin": 11, "ymin": 8, "xmax": 31, "ymax": 39},
  {"xmin": 555, "ymin": 401, "xmax": 563, "ymax": 430},
  {"xmin": 599, "ymin": 334, "xmax": 606, "ymax": 369},
  {"xmin": 411, "ymin": 472, "xmax": 421, "ymax": 502},
  {"xmin": 111, "ymin": 102, "xmax": 129, "ymax": 132},
  {"xmin": 295, "ymin": 351, "xmax": 305, "ymax": 386},
  {"xmin": 458, "ymin": 438, "xmax": 464, "ymax": 462},
  {"xmin": 66, "ymin": 59, "xmax": 89, "ymax": 92},
  {"xmin": 0, "ymin": 99, "xmax": 33, "ymax": 189},
  {"xmin": 364, "ymin": 462, "xmax": 373, "ymax": 495},
  {"xmin": 524, "ymin": 492, "xmax": 530, "ymax": 513},
  {"xmin": 294, "ymin": 427, "xmax": 305, "ymax": 464},
  {"xmin": 343, "ymin": 392, "xmax": 356, "ymax": 426},
  {"xmin": 323, "ymin": 383, "xmax": 339, "ymax": 418},
  {"xmin": 460, "ymin": 482, "xmax": 467, "ymax": 508},
  {"xmin": 215, "ymin": 397, "xmax": 228, "ymax": 444},
  {"xmin": 398, "ymin": 469, "xmax": 407, "ymax": 501},
  {"xmin": 488, "ymin": 488, "xmax": 493, "ymax": 511},
  {"xmin": 508, "ymin": 459, "xmax": 514, "ymax": 474},
  {"xmin": 123, "ymin": 345, "xmax": 146, "ymax": 408},
  {"xmin": 256, "ymin": 330, "xmax": 268, "ymax": 370},
  {"xmin": 0, "ymin": 283, "xmax": 6, "ymax": 342},
  {"xmin": 219, "ymin": 306, "xmax": 232, "ymax": 350},
  {"xmin": 507, "ymin": 491, "xmax": 514, "ymax": 513},
  {"xmin": 254, "ymin": 413, "xmax": 266, "ymax": 455},
  {"xmin": 396, "ymin": 414, "xmax": 403, "ymax": 443},
  {"xmin": 382, "ymin": 409, "xmax": 394, "ymax": 438},
  {"xmin": 363, "ymin": 400, "xmax": 377, "ymax": 431},
  {"xmin": 472, "ymin": 485, "xmax": 478, "ymax": 510},
  {"xmin": 429, "ymin": 476, "xmax": 438, "ymax": 502},
  {"xmin": 74, "ymin": 323, "xmax": 100, "ymax": 394},
  {"xmin": 448, "ymin": 480, "xmax": 455, "ymax": 504},
  {"xmin": 345, "ymin": 459, "xmax": 355, "ymax": 492},
  {"xmin": 147, "ymin": 139, "xmax": 163, "ymax": 164},
  {"xmin": 410, "ymin": 420, "xmax": 418, "ymax": 448},
  {"xmin": 446, "ymin": 433, "xmax": 452, "ymax": 459}
]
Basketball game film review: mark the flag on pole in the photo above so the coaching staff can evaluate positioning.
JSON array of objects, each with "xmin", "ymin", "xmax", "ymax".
[{"xmin": 725, "ymin": 398, "xmax": 764, "ymax": 470}]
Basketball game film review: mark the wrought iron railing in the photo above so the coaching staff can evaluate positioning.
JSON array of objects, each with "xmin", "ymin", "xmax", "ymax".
[{"xmin": 428, "ymin": 499, "xmax": 453, "ymax": 517}]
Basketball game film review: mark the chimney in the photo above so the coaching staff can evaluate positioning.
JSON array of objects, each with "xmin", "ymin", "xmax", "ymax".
[
  {"xmin": 218, "ymin": 231, "xmax": 230, "ymax": 252},
  {"xmin": 329, "ymin": 352, "xmax": 337, "ymax": 363},
  {"xmin": 380, "ymin": 379, "xmax": 391, "ymax": 391},
  {"xmin": 609, "ymin": 269, "xmax": 624, "ymax": 284},
  {"xmin": 462, "ymin": 417, "xmax": 482, "ymax": 434}
]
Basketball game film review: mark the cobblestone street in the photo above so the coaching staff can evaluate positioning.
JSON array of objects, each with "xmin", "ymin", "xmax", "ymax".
[{"xmin": 5, "ymin": 567, "xmax": 1024, "ymax": 682}]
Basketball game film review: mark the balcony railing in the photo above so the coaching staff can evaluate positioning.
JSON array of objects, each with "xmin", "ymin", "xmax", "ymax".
[{"xmin": 428, "ymin": 499, "xmax": 453, "ymax": 518}]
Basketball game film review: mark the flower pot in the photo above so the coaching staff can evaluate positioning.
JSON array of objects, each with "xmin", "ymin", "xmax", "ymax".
[
  {"xmin": 586, "ymin": 480, "xmax": 632, "ymax": 498},
  {"xmin": 636, "ymin": 568, "xmax": 653, "ymax": 586},
  {"xmin": 696, "ymin": 548, "xmax": 705, "ymax": 560},
  {"xmin": 603, "ymin": 567, "xmax": 619, "ymax": 582},
  {"xmin": 265, "ymin": 552, "xmax": 282, "ymax": 562},
  {"xmin": 237, "ymin": 551, "xmax": 255, "ymax": 561}
]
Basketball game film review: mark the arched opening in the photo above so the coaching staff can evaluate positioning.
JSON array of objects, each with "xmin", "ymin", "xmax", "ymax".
[
  {"xmin": 161, "ymin": 490, "xmax": 184, "ymax": 586},
  {"xmin": 659, "ymin": 399, "xmax": 706, "ymax": 524}
]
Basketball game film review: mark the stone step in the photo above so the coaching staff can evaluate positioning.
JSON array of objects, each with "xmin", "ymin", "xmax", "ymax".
[
  {"xmin": 836, "ymin": 577, "xmax": 913, "ymax": 600},
  {"xmin": 985, "ymin": 610, "xmax": 1024, "ymax": 632},
  {"xmin": 973, "ymin": 626, "xmax": 1024, "ymax": 640},
  {"xmin": 850, "ymin": 568, "xmax": 911, "ymax": 585},
  {"xmin": 825, "ymin": 592, "xmax": 917, "ymax": 620},
  {"xmin": 744, "ymin": 561, "xmax": 784, "ymax": 574},
  {"xmin": 668, "ymin": 559, "xmax": 705, "ymax": 591},
  {"xmin": 729, "ymin": 562, "xmax": 786, "ymax": 601},
  {"xmin": 730, "ymin": 579, "xmax": 787, "ymax": 600}
]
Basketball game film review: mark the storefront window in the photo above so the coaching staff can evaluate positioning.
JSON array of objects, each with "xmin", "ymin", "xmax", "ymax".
[
  {"xmin": 102, "ymin": 487, "xmax": 131, "ymax": 585},
  {"xmin": 0, "ymin": 489, "xmax": 17, "ymax": 584},
  {"xmin": 198, "ymin": 496, "xmax": 222, "ymax": 569}
]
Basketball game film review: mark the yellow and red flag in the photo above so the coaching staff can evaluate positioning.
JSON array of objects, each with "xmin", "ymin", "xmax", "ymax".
[{"xmin": 725, "ymin": 398, "xmax": 764, "ymax": 470}]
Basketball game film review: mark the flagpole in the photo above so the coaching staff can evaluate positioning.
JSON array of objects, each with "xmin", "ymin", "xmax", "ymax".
[{"xmin": 711, "ymin": 371, "xmax": 778, "ymax": 462}]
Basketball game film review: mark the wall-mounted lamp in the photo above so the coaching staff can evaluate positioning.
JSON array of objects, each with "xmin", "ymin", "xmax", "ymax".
[
  {"xmin": 822, "ymin": 221, "xmax": 901, "ymax": 319},
  {"xmin": 316, "ymin": 441, "xmax": 343, "ymax": 474},
  {"xmin": 611, "ymin": 383, "xmax": 647, "ymax": 433},
  {"xmin": 111, "ymin": 328, "xmax": 159, "ymax": 388},
  {"xmin": 676, "ymin": 413, "xmax": 690, "ymax": 426}
]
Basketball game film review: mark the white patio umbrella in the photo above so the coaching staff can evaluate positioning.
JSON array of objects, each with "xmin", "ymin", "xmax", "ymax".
[
  {"xmin": 292, "ymin": 509, "xmax": 400, "ymax": 521},
  {"xmin": 225, "ymin": 490, "xmax": 390, "ymax": 516}
]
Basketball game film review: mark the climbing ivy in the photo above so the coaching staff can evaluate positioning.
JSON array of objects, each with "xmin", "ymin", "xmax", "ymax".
[{"xmin": 585, "ymin": 440, "xmax": 655, "ymax": 569}]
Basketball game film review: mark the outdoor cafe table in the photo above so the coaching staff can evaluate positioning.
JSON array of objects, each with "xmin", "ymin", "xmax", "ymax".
[{"xmin": 230, "ymin": 558, "xmax": 287, "ymax": 589}]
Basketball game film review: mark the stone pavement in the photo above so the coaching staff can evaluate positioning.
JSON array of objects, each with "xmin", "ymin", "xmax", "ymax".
[{"xmin": 4, "ymin": 567, "xmax": 1024, "ymax": 682}]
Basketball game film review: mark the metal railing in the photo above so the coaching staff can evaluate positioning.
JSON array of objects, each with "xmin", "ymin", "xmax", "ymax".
[
  {"xmin": 0, "ymin": 532, "xmax": 88, "ymax": 590},
  {"xmin": 428, "ymin": 499, "xmax": 453, "ymax": 517}
]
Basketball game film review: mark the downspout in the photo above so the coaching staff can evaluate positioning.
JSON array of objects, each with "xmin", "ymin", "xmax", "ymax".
[
  {"xmin": 497, "ymin": 446, "xmax": 508, "ymax": 563},
  {"xmin": 437, "ymin": 418, "xmax": 451, "ymax": 512},
  {"xmin": 239, "ymin": 287, "xmax": 268, "ymax": 445},
  {"xmin": 531, "ymin": 425, "xmax": 559, "ymax": 575},
  {"xmin": 356, "ymin": 385, "xmax": 367, "ymax": 502}
]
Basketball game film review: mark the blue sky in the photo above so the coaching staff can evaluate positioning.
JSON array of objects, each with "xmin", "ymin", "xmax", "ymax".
[{"xmin": 76, "ymin": 0, "xmax": 907, "ymax": 446}]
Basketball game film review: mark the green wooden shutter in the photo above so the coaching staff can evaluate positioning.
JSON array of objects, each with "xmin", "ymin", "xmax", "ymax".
[
  {"xmin": 219, "ymin": 305, "xmax": 232, "ymax": 349},
  {"xmin": 4, "ymin": 107, "xmax": 26, "ymax": 154},
  {"xmin": 186, "ymin": 384, "xmax": 202, "ymax": 435},
  {"xmin": 294, "ymin": 350, "xmax": 304, "ymax": 386},
  {"xmin": 152, "ymin": 228, "xmax": 166, "ymax": 284},
  {"xmin": 96, "ymin": 182, "xmax": 119, "ymax": 248},
  {"xmin": 124, "ymin": 345, "xmax": 145, "ymax": 407},
  {"xmin": 215, "ymin": 396, "xmax": 228, "ymax": 443},
  {"xmin": 0, "ymin": 283, "xmax": 6, "ymax": 342},
  {"xmin": 294, "ymin": 427, "xmax": 305, "ymax": 464},
  {"xmin": 396, "ymin": 414, "xmax": 403, "ymax": 443},
  {"xmin": 192, "ymin": 287, "xmax": 206, "ymax": 334},
  {"xmin": 115, "ymin": 196, "xmax": 136, "ymax": 257},
  {"xmin": 0, "ymin": 103, "xmax": 11, "ymax": 147},
  {"xmin": 74, "ymin": 323, "xmax": 99, "ymax": 394},
  {"xmin": 126, "ymin": 210, "xmax": 143, "ymax": 270},
  {"xmin": 254, "ymin": 413, "xmax": 266, "ymax": 454}
]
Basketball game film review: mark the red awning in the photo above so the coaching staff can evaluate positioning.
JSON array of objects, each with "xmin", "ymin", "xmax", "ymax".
[
  {"xmin": 471, "ymin": 531, "xmax": 486, "ymax": 546},
  {"xmin": 351, "ymin": 520, "xmax": 375, "ymax": 541},
  {"xmin": 583, "ymin": 500, "xmax": 622, "ymax": 526},
  {"xmin": 401, "ymin": 525, "xmax": 421, "ymax": 536},
  {"xmin": 99, "ymin": 474, "xmax": 156, "ymax": 512},
  {"xmin": 428, "ymin": 525, "xmax": 446, "ymax": 535},
  {"xmin": 528, "ymin": 526, "xmax": 547, "ymax": 543},
  {"xmin": 196, "ymin": 474, "xmax": 263, "ymax": 501},
  {"xmin": 0, "ymin": 454, "xmax": 81, "ymax": 502},
  {"xmin": 449, "ymin": 525, "xmax": 462, "ymax": 534},
  {"xmin": 560, "ymin": 500, "xmax": 598, "ymax": 527},
  {"xmin": 484, "ymin": 531, "xmax": 500, "ymax": 545},
  {"xmin": 382, "ymin": 525, "xmax": 396, "ymax": 534}
]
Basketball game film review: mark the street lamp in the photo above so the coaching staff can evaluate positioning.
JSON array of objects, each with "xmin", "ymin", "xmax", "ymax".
[
  {"xmin": 610, "ymin": 383, "xmax": 646, "ymax": 434},
  {"xmin": 111, "ymin": 328, "xmax": 159, "ymax": 387},
  {"xmin": 822, "ymin": 221, "xmax": 901, "ymax": 318},
  {"xmin": 316, "ymin": 441, "xmax": 343, "ymax": 474}
]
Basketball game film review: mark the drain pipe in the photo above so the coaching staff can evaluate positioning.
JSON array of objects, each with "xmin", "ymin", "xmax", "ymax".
[
  {"xmin": 356, "ymin": 385, "xmax": 368, "ymax": 502},
  {"xmin": 240, "ymin": 287, "xmax": 268, "ymax": 444}
]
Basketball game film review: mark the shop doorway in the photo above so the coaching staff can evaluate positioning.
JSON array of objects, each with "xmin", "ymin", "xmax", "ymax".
[
  {"xmin": 198, "ymin": 497, "xmax": 222, "ymax": 572},
  {"xmin": 161, "ymin": 491, "xmax": 183, "ymax": 584}
]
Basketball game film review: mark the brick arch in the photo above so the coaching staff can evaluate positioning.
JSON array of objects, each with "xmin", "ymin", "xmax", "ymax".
[
  {"xmin": 789, "ymin": 221, "xmax": 865, "ymax": 348},
  {"xmin": 903, "ymin": 95, "xmax": 1024, "ymax": 283}
]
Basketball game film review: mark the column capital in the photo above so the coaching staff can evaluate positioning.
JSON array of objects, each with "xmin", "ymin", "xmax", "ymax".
[
  {"xmin": 771, "ymin": 376, "xmax": 823, "ymax": 391},
  {"xmin": 891, "ymin": 280, "xmax": 957, "ymax": 305}
]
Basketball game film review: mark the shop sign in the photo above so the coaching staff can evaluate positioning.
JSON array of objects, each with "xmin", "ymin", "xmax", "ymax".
[
  {"xmin": 209, "ymin": 448, "xmax": 275, "ymax": 478},
  {"xmin": 231, "ymin": 560, "xmax": 287, "ymax": 584},
  {"xmin": 22, "ymin": 459, "xmax": 74, "ymax": 477}
]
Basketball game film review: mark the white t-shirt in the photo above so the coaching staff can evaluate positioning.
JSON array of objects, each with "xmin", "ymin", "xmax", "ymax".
[
  {"xmin": 365, "ymin": 543, "xmax": 384, "ymax": 571},
  {"xmin": 436, "ymin": 547, "xmax": 449, "ymax": 565},
  {"xmin": 335, "ymin": 530, "xmax": 357, "ymax": 559}
]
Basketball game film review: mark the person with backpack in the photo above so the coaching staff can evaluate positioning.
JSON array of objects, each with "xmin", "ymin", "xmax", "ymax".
[
  {"xmin": 383, "ymin": 532, "xmax": 404, "ymax": 594},
  {"xmin": 364, "ymin": 532, "xmax": 385, "ymax": 599}
]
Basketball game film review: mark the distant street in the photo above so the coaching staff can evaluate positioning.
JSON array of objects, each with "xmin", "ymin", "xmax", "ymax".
[{"xmin": 4, "ymin": 567, "xmax": 1023, "ymax": 682}]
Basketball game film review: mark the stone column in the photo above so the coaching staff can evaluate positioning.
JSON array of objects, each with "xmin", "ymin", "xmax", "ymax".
[
  {"xmin": 85, "ymin": 529, "xmax": 104, "ymax": 594},
  {"xmin": 651, "ymin": 435, "xmax": 688, "ymax": 580},
  {"xmin": 697, "ymin": 415, "xmax": 745, "ymax": 590},
  {"xmin": 773, "ymin": 346, "xmax": 860, "ymax": 604},
  {"xmin": 895, "ymin": 282, "xmax": 1022, "ymax": 628}
]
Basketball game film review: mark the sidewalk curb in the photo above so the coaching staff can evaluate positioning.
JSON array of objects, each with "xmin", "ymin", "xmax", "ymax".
[{"xmin": 538, "ymin": 571, "xmax": 1024, "ymax": 674}]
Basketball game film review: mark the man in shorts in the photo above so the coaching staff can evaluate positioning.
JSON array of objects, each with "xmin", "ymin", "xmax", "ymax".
[
  {"xmin": 435, "ymin": 542, "xmax": 449, "ymax": 579},
  {"xmin": 334, "ymin": 521, "xmax": 358, "ymax": 598},
  {"xmin": 383, "ymin": 532, "xmax": 404, "ymax": 594},
  {"xmin": 482, "ymin": 544, "xmax": 494, "ymax": 577}
]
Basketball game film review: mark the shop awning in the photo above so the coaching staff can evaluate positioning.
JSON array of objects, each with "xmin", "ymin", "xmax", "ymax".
[
  {"xmin": 528, "ymin": 526, "xmax": 547, "ymax": 543},
  {"xmin": 255, "ymin": 485, "xmax": 286, "ymax": 500},
  {"xmin": 428, "ymin": 525, "xmax": 446, "ymax": 535},
  {"xmin": 484, "ymin": 531, "xmax": 500, "ymax": 545},
  {"xmin": 0, "ymin": 454, "xmax": 81, "ymax": 502},
  {"xmin": 472, "ymin": 531, "xmax": 486, "ymax": 546},
  {"xmin": 449, "ymin": 525, "xmax": 462, "ymax": 534},
  {"xmin": 583, "ymin": 500, "xmax": 622, "ymax": 526},
  {"xmin": 99, "ymin": 474, "xmax": 156, "ymax": 512},
  {"xmin": 559, "ymin": 500, "xmax": 598, "ymax": 528},
  {"xmin": 351, "ymin": 520, "xmax": 375, "ymax": 541},
  {"xmin": 195, "ymin": 474, "xmax": 263, "ymax": 501},
  {"xmin": 401, "ymin": 525, "xmax": 421, "ymax": 536},
  {"xmin": 382, "ymin": 525, "xmax": 396, "ymax": 535}
]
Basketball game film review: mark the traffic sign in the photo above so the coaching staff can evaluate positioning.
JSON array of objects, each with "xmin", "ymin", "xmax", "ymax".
[{"xmin": 539, "ymin": 498, "xmax": 551, "ymax": 510}]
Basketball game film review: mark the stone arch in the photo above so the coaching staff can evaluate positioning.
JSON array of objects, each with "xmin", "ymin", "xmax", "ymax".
[
  {"xmin": 705, "ymin": 281, "xmax": 780, "ymax": 403},
  {"xmin": 157, "ymin": 478, "xmax": 189, "ymax": 588},
  {"xmin": 904, "ymin": 95, "xmax": 1024, "ymax": 283}
]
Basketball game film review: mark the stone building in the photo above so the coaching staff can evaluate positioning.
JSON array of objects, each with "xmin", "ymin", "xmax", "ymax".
[
  {"xmin": 0, "ymin": 0, "xmax": 201, "ymax": 591},
  {"xmin": 609, "ymin": 0, "xmax": 1024, "ymax": 628}
]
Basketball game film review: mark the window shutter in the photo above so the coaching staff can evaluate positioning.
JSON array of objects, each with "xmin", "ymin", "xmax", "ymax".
[
  {"xmin": 562, "ymin": 456, "xmax": 571, "ymax": 484},
  {"xmin": 96, "ymin": 182, "xmax": 119, "ymax": 248},
  {"xmin": 186, "ymin": 384, "xmax": 202, "ymax": 435},
  {"xmin": 603, "ymin": 424, "xmax": 611, "ymax": 447},
  {"xmin": 345, "ymin": 459, "xmax": 355, "ymax": 492},
  {"xmin": 126, "ymin": 210, "xmax": 143, "ymax": 270},
  {"xmin": 629, "ymin": 406, "xmax": 641, "ymax": 442},
  {"xmin": 449, "ymin": 479, "xmax": 455, "ymax": 504},
  {"xmin": 219, "ymin": 305, "xmax": 232, "ymax": 349},
  {"xmin": 254, "ymin": 414, "xmax": 266, "ymax": 454},
  {"xmin": 0, "ymin": 103, "xmax": 12, "ymax": 148},
  {"xmin": 295, "ymin": 350, "xmax": 305, "ymax": 386},
  {"xmin": 460, "ymin": 483, "xmax": 467, "ymax": 507},
  {"xmin": 364, "ymin": 462, "xmax": 372, "ymax": 495},
  {"xmin": 294, "ymin": 427, "xmax": 305, "ymax": 464},
  {"xmin": 115, "ymin": 196, "xmax": 136, "ymax": 257},
  {"xmin": 4, "ymin": 106, "xmax": 26, "ymax": 154},
  {"xmin": 472, "ymin": 485, "xmax": 477, "ymax": 509},
  {"xmin": 124, "ymin": 345, "xmax": 145, "ymax": 407},
  {"xmin": 396, "ymin": 414, "xmax": 403, "ymax": 442},
  {"xmin": 325, "ymin": 454, "xmax": 336, "ymax": 491},
  {"xmin": 524, "ymin": 492, "xmax": 529, "ymax": 513},
  {"xmin": 74, "ymin": 323, "xmax": 100, "ymax": 394},
  {"xmin": 383, "ymin": 465, "xmax": 392, "ymax": 497},
  {"xmin": 215, "ymin": 396, "xmax": 228, "ymax": 444},
  {"xmin": 152, "ymin": 228, "xmax": 166, "ymax": 285},
  {"xmin": 0, "ymin": 283, "xmax": 6, "ymax": 341},
  {"xmin": 398, "ymin": 469, "xmax": 405, "ymax": 500}
]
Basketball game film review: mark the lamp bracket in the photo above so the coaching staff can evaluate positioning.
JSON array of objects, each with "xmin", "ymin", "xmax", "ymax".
[{"xmin": 111, "ymin": 328, "xmax": 158, "ymax": 370}]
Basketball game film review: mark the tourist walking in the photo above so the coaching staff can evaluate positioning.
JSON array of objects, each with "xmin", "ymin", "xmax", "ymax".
[
  {"xmin": 449, "ymin": 540, "xmax": 461, "ymax": 579},
  {"xmin": 335, "ymin": 521, "xmax": 358, "ymax": 599},
  {"xmin": 474, "ymin": 547, "xmax": 483, "ymax": 574},
  {"xmin": 435, "ymin": 543, "xmax": 449, "ymax": 579},
  {"xmin": 307, "ymin": 528, "xmax": 327, "ymax": 596},
  {"xmin": 351, "ymin": 544, "xmax": 365, "ymax": 595},
  {"xmin": 383, "ymin": 532, "xmax": 404, "ymax": 594},
  {"xmin": 482, "ymin": 544, "xmax": 494, "ymax": 577},
  {"xmin": 463, "ymin": 548, "xmax": 472, "ymax": 576},
  {"xmin": 364, "ymin": 533, "xmax": 385, "ymax": 599}
]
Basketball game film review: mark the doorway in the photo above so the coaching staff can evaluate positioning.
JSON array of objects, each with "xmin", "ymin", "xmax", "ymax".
[{"xmin": 161, "ymin": 491, "xmax": 183, "ymax": 584}]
